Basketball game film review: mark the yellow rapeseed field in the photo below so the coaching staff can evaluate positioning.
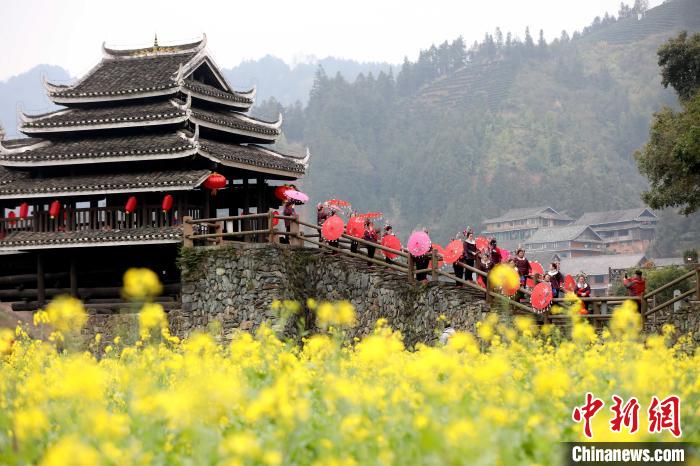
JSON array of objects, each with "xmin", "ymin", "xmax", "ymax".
[{"xmin": 0, "ymin": 269, "xmax": 698, "ymax": 465}]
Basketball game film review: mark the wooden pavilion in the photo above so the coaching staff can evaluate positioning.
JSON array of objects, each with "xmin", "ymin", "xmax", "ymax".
[{"xmin": 0, "ymin": 35, "xmax": 308, "ymax": 306}]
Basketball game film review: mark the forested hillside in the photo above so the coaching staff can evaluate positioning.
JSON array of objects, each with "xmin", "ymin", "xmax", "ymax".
[{"xmin": 257, "ymin": 0, "xmax": 700, "ymax": 255}]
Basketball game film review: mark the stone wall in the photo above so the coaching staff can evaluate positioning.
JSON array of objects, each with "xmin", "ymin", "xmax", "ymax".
[
  {"xmin": 176, "ymin": 243, "xmax": 489, "ymax": 346},
  {"xmin": 644, "ymin": 301, "xmax": 700, "ymax": 343}
]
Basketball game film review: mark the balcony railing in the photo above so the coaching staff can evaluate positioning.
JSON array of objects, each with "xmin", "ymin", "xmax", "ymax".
[{"xmin": 0, "ymin": 205, "xmax": 205, "ymax": 237}]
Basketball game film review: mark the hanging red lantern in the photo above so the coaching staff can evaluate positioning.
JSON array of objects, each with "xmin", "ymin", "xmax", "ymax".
[
  {"xmin": 125, "ymin": 196, "xmax": 137, "ymax": 214},
  {"xmin": 203, "ymin": 172, "xmax": 226, "ymax": 195},
  {"xmin": 274, "ymin": 185, "xmax": 290, "ymax": 201},
  {"xmin": 19, "ymin": 203, "xmax": 29, "ymax": 219},
  {"xmin": 49, "ymin": 201, "xmax": 60, "ymax": 219},
  {"xmin": 7, "ymin": 211, "xmax": 16, "ymax": 225},
  {"xmin": 162, "ymin": 194, "xmax": 173, "ymax": 213}
]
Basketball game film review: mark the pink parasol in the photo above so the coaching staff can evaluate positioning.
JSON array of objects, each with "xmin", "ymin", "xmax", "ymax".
[
  {"xmin": 407, "ymin": 231, "xmax": 431, "ymax": 256},
  {"xmin": 381, "ymin": 235, "xmax": 402, "ymax": 260},
  {"xmin": 526, "ymin": 261, "xmax": 544, "ymax": 288},
  {"xmin": 476, "ymin": 236, "xmax": 489, "ymax": 251},
  {"xmin": 477, "ymin": 275, "xmax": 486, "ymax": 288},
  {"xmin": 430, "ymin": 244, "xmax": 445, "ymax": 269},
  {"xmin": 347, "ymin": 216, "xmax": 365, "ymax": 238},
  {"xmin": 443, "ymin": 239, "xmax": 464, "ymax": 264},
  {"xmin": 530, "ymin": 282, "xmax": 553, "ymax": 312},
  {"xmin": 284, "ymin": 189, "xmax": 309, "ymax": 204},
  {"xmin": 498, "ymin": 247, "xmax": 510, "ymax": 262},
  {"xmin": 321, "ymin": 215, "xmax": 344, "ymax": 241}
]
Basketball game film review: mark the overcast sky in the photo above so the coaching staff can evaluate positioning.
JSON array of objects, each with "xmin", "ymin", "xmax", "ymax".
[{"xmin": 1, "ymin": 0, "xmax": 663, "ymax": 82}]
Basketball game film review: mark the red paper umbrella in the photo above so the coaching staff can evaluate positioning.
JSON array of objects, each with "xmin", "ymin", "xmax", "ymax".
[
  {"xmin": 274, "ymin": 185, "xmax": 291, "ymax": 201},
  {"xmin": 407, "ymin": 231, "xmax": 431, "ymax": 256},
  {"xmin": 530, "ymin": 282, "xmax": 553, "ymax": 312},
  {"xmin": 381, "ymin": 234, "xmax": 401, "ymax": 259},
  {"xmin": 526, "ymin": 261, "xmax": 544, "ymax": 288},
  {"xmin": 125, "ymin": 196, "xmax": 137, "ymax": 214},
  {"xmin": 19, "ymin": 203, "xmax": 29, "ymax": 219},
  {"xmin": 321, "ymin": 215, "xmax": 344, "ymax": 241},
  {"xmin": 476, "ymin": 236, "xmax": 489, "ymax": 251},
  {"xmin": 325, "ymin": 199, "xmax": 351, "ymax": 207},
  {"xmin": 347, "ymin": 216, "xmax": 365, "ymax": 238},
  {"xmin": 204, "ymin": 172, "xmax": 227, "ymax": 195},
  {"xmin": 443, "ymin": 239, "xmax": 464, "ymax": 264},
  {"xmin": 477, "ymin": 275, "xmax": 486, "ymax": 288},
  {"xmin": 272, "ymin": 210, "xmax": 280, "ymax": 227},
  {"xmin": 430, "ymin": 244, "xmax": 445, "ymax": 269},
  {"xmin": 162, "ymin": 194, "xmax": 173, "ymax": 213},
  {"xmin": 49, "ymin": 201, "xmax": 60, "ymax": 219},
  {"xmin": 7, "ymin": 211, "xmax": 16, "ymax": 225},
  {"xmin": 498, "ymin": 247, "xmax": 510, "ymax": 262},
  {"xmin": 564, "ymin": 274, "xmax": 576, "ymax": 292}
]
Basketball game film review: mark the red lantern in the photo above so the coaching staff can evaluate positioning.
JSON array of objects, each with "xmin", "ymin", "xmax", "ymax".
[
  {"xmin": 19, "ymin": 203, "xmax": 29, "ymax": 219},
  {"xmin": 203, "ymin": 172, "xmax": 226, "ymax": 195},
  {"xmin": 7, "ymin": 211, "xmax": 16, "ymax": 225},
  {"xmin": 162, "ymin": 194, "xmax": 173, "ymax": 213},
  {"xmin": 274, "ymin": 185, "xmax": 290, "ymax": 201},
  {"xmin": 125, "ymin": 196, "xmax": 137, "ymax": 214},
  {"xmin": 49, "ymin": 201, "xmax": 60, "ymax": 219}
]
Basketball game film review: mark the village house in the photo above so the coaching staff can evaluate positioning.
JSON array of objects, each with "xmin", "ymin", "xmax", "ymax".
[
  {"xmin": 572, "ymin": 207, "xmax": 657, "ymax": 254},
  {"xmin": 523, "ymin": 225, "xmax": 605, "ymax": 259},
  {"xmin": 480, "ymin": 206, "xmax": 573, "ymax": 249}
]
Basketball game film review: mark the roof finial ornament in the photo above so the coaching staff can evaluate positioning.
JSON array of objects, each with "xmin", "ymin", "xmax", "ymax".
[{"xmin": 154, "ymin": 34, "xmax": 159, "ymax": 48}]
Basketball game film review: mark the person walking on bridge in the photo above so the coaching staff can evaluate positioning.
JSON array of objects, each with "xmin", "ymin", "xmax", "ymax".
[
  {"xmin": 513, "ymin": 248, "xmax": 531, "ymax": 288},
  {"xmin": 463, "ymin": 230, "xmax": 477, "ymax": 282},
  {"xmin": 364, "ymin": 220, "xmax": 378, "ymax": 264}
]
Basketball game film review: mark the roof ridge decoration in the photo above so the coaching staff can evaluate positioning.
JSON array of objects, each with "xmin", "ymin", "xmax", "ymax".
[{"xmin": 102, "ymin": 34, "xmax": 207, "ymax": 60}]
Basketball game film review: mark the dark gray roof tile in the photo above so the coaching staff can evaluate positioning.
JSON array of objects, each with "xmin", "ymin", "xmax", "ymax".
[
  {"xmin": 198, "ymin": 138, "xmax": 305, "ymax": 174},
  {"xmin": 0, "ymin": 133, "xmax": 195, "ymax": 165},
  {"xmin": 0, "ymin": 226, "xmax": 182, "ymax": 249},
  {"xmin": 0, "ymin": 167, "xmax": 209, "ymax": 198}
]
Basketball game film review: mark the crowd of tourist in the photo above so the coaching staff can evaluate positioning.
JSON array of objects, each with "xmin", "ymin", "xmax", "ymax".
[{"xmin": 281, "ymin": 201, "xmax": 647, "ymax": 301}]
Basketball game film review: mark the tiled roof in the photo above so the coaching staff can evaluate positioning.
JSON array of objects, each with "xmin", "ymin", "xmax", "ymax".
[
  {"xmin": 190, "ymin": 108, "xmax": 280, "ymax": 137},
  {"xmin": 483, "ymin": 206, "xmax": 572, "ymax": 223},
  {"xmin": 183, "ymin": 80, "xmax": 253, "ymax": 105},
  {"xmin": 524, "ymin": 225, "xmax": 603, "ymax": 243},
  {"xmin": 20, "ymin": 100, "xmax": 187, "ymax": 132},
  {"xmin": 48, "ymin": 53, "xmax": 196, "ymax": 98},
  {"xmin": 650, "ymin": 257, "xmax": 685, "ymax": 267},
  {"xmin": 198, "ymin": 138, "xmax": 306, "ymax": 175},
  {"xmin": 0, "ymin": 133, "xmax": 195, "ymax": 166},
  {"xmin": 573, "ymin": 208, "xmax": 657, "ymax": 226},
  {"xmin": 559, "ymin": 254, "xmax": 647, "ymax": 276},
  {"xmin": 0, "ymin": 226, "xmax": 182, "ymax": 250},
  {"xmin": 0, "ymin": 167, "xmax": 210, "ymax": 198}
]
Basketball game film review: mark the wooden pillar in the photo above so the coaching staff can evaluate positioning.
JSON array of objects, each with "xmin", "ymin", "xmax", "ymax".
[
  {"xmin": 182, "ymin": 216, "xmax": 193, "ymax": 247},
  {"xmin": 37, "ymin": 254, "xmax": 46, "ymax": 306},
  {"xmin": 257, "ymin": 177, "xmax": 266, "ymax": 242},
  {"xmin": 407, "ymin": 254, "xmax": 415, "ymax": 284},
  {"xmin": 69, "ymin": 257, "xmax": 78, "ymax": 298},
  {"xmin": 431, "ymin": 248, "xmax": 439, "ymax": 281},
  {"xmin": 242, "ymin": 179, "xmax": 250, "ymax": 241},
  {"xmin": 268, "ymin": 209, "xmax": 276, "ymax": 244}
]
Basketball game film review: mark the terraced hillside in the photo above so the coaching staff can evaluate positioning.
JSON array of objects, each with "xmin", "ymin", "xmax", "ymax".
[
  {"xmin": 414, "ymin": 0, "xmax": 700, "ymax": 113},
  {"xmin": 415, "ymin": 60, "xmax": 519, "ymax": 111},
  {"xmin": 581, "ymin": 0, "xmax": 700, "ymax": 45}
]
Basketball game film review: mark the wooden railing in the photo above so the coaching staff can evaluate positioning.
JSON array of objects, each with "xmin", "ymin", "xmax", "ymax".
[
  {"xmin": 0, "ymin": 205, "xmax": 200, "ymax": 237},
  {"xmin": 182, "ymin": 211, "xmax": 700, "ymax": 324}
]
